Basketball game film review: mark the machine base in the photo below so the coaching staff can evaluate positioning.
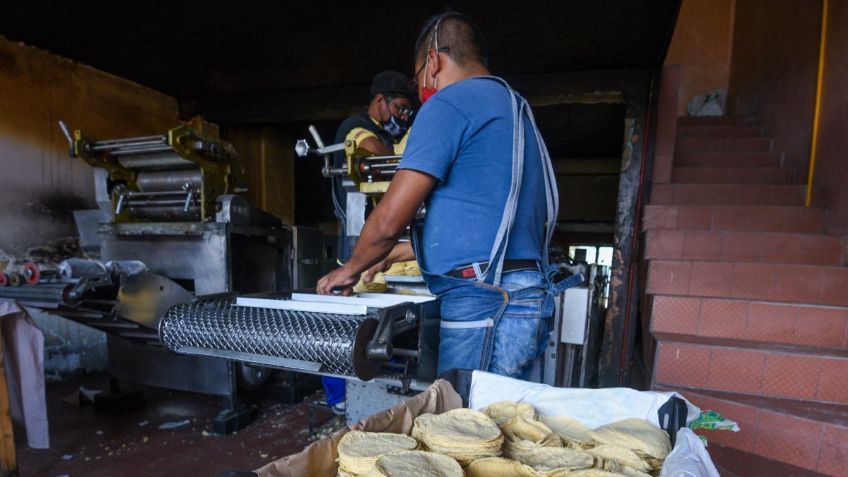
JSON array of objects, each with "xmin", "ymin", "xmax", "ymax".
[
  {"xmin": 94, "ymin": 388, "xmax": 146, "ymax": 414},
  {"xmin": 212, "ymin": 406, "xmax": 256, "ymax": 435}
]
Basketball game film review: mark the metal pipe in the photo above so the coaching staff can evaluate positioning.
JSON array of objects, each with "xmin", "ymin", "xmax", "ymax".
[
  {"xmin": 127, "ymin": 199, "xmax": 195, "ymax": 207},
  {"xmin": 92, "ymin": 139, "xmax": 168, "ymax": 151},
  {"xmin": 118, "ymin": 153, "xmax": 193, "ymax": 169},
  {"xmin": 391, "ymin": 348, "xmax": 419, "ymax": 358},
  {"xmin": 361, "ymin": 155, "xmax": 402, "ymax": 161},
  {"xmin": 137, "ymin": 170, "xmax": 201, "ymax": 192},
  {"xmin": 806, "ymin": 0, "xmax": 829, "ymax": 207},
  {"xmin": 126, "ymin": 191, "xmax": 190, "ymax": 198},
  {"xmin": 110, "ymin": 146, "xmax": 175, "ymax": 156},
  {"xmin": 94, "ymin": 135, "xmax": 167, "ymax": 145}
]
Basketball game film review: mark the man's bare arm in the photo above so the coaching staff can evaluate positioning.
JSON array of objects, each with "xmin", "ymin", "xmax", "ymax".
[
  {"xmin": 357, "ymin": 136, "xmax": 393, "ymax": 156},
  {"xmin": 316, "ymin": 170, "xmax": 436, "ymax": 294},
  {"xmin": 363, "ymin": 242, "xmax": 415, "ymax": 283}
]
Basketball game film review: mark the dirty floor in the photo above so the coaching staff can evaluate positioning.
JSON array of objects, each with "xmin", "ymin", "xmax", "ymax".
[{"xmin": 16, "ymin": 372, "xmax": 344, "ymax": 477}]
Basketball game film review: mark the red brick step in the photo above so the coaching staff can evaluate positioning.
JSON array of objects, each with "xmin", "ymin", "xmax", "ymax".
[
  {"xmin": 643, "ymin": 204, "xmax": 825, "ymax": 234},
  {"xmin": 677, "ymin": 116, "xmax": 759, "ymax": 127},
  {"xmin": 671, "ymin": 167, "xmax": 796, "ymax": 185},
  {"xmin": 676, "ymin": 151, "xmax": 782, "ymax": 167},
  {"xmin": 651, "ymin": 183, "xmax": 805, "ymax": 206},
  {"xmin": 643, "ymin": 230, "xmax": 845, "ymax": 266},
  {"xmin": 676, "ymin": 125, "xmax": 765, "ymax": 138},
  {"xmin": 677, "ymin": 136, "xmax": 772, "ymax": 152},
  {"xmin": 654, "ymin": 341, "xmax": 848, "ymax": 405},
  {"xmin": 645, "ymin": 260, "xmax": 848, "ymax": 307},
  {"xmin": 650, "ymin": 295, "xmax": 848, "ymax": 353}
]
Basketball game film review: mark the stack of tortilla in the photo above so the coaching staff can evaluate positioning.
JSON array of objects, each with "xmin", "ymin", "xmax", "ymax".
[
  {"xmin": 335, "ymin": 400, "xmax": 674, "ymax": 477},
  {"xmin": 337, "ymin": 431, "xmax": 418, "ymax": 476},
  {"xmin": 479, "ymin": 400, "xmax": 672, "ymax": 476},
  {"xmin": 411, "ymin": 409, "xmax": 504, "ymax": 465}
]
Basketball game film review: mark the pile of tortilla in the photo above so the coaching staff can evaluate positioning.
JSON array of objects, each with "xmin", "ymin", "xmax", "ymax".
[{"xmin": 334, "ymin": 401, "xmax": 672, "ymax": 477}]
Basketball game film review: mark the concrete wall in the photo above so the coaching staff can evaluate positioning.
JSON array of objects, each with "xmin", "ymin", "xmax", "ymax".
[
  {"xmin": 810, "ymin": 1, "xmax": 848, "ymax": 235},
  {"xmin": 665, "ymin": 0, "xmax": 735, "ymax": 116},
  {"xmin": 727, "ymin": 0, "xmax": 822, "ymax": 174},
  {"xmin": 0, "ymin": 36, "xmax": 178, "ymax": 376}
]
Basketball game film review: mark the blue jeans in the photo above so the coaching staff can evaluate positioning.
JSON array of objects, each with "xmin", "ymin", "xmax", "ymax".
[
  {"xmin": 321, "ymin": 376, "xmax": 345, "ymax": 405},
  {"xmin": 429, "ymin": 270, "xmax": 555, "ymax": 378}
]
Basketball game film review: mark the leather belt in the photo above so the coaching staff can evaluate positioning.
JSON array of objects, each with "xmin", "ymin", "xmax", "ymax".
[{"xmin": 446, "ymin": 260, "xmax": 539, "ymax": 279}]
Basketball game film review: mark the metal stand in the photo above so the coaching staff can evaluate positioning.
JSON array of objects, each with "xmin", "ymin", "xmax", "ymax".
[
  {"xmin": 212, "ymin": 362, "xmax": 256, "ymax": 435},
  {"xmin": 93, "ymin": 379, "xmax": 145, "ymax": 414}
]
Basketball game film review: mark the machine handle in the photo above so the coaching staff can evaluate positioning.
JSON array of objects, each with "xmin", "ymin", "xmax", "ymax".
[
  {"xmin": 308, "ymin": 125, "xmax": 325, "ymax": 148},
  {"xmin": 58, "ymin": 120, "xmax": 74, "ymax": 155}
]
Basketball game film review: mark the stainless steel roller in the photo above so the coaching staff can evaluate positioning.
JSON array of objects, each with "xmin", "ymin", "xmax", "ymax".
[
  {"xmin": 117, "ymin": 152, "xmax": 194, "ymax": 170},
  {"xmin": 0, "ymin": 283, "xmax": 68, "ymax": 303},
  {"xmin": 159, "ymin": 298, "xmax": 383, "ymax": 379},
  {"xmin": 136, "ymin": 170, "xmax": 202, "ymax": 192}
]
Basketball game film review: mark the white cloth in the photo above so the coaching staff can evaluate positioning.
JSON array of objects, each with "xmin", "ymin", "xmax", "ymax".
[
  {"xmin": 468, "ymin": 371, "xmax": 718, "ymax": 477},
  {"xmin": 0, "ymin": 299, "xmax": 49, "ymax": 449},
  {"xmin": 469, "ymin": 370, "xmax": 700, "ymax": 428}
]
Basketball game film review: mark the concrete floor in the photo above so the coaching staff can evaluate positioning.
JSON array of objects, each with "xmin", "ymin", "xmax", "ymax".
[{"xmin": 16, "ymin": 372, "xmax": 342, "ymax": 477}]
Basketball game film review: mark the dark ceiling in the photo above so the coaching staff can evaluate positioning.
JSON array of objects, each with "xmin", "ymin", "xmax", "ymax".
[{"xmin": 0, "ymin": 0, "xmax": 679, "ymax": 108}]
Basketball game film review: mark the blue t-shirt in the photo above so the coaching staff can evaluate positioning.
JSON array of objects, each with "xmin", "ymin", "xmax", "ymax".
[{"xmin": 398, "ymin": 77, "xmax": 547, "ymax": 275}]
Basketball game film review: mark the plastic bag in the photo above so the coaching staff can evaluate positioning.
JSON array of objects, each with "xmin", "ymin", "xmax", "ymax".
[{"xmin": 687, "ymin": 89, "xmax": 727, "ymax": 116}]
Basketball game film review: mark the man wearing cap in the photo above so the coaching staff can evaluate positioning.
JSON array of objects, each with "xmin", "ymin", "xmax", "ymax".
[
  {"xmin": 322, "ymin": 70, "xmax": 415, "ymax": 415},
  {"xmin": 331, "ymin": 70, "xmax": 415, "ymax": 261}
]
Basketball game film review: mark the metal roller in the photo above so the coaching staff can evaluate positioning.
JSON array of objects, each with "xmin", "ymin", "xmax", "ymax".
[
  {"xmin": 128, "ymin": 205, "xmax": 200, "ymax": 221},
  {"xmin": 58, "ymin": 258, "xmax": 107, "ymax": 279},
  {"xmin": 159, "ymin": 298, "xmax": 383, "ymax": 380},
  {"xmin": 117, "ymin": 152, "xmax": 194, "ymax": 170},
  {"xmin": 0, "ymin": 283, "xmax": 69, "ymax": 303},
  {"xmin": 136, "ymin": 170, "xmax": 202, "ymax": 192}
]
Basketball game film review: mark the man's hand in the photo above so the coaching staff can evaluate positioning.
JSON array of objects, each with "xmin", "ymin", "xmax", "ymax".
[
  {"xmin": 316, "ymin": 267, "xmax": 359, "ymax": 296},
  {"xmin": 363, "ymin": 259, "xmax": 391, "ymax": 283},
  {"xmin": 314, "ymin": 170, "xmax": 436, "ymax": 293}
]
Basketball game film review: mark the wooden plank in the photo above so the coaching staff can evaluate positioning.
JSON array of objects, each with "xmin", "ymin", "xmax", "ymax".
[{"xmin": 0, "ymin": 326, "xmax": 18, "ymax": 476}]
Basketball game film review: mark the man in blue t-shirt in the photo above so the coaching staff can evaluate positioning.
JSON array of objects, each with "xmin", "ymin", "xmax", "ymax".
[{"xmin": 318, "ymin": 12, "xmax": 558, "ymax": 378}]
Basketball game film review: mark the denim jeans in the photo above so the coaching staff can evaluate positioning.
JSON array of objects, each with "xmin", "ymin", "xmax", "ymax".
[{"xmin": 428, "ymin": 270, "xmax": 554, "ymax": 378}]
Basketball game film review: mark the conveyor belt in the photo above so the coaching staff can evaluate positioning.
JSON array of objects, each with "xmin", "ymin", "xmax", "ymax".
[{"xmin": 159, "ymin": 298, "xmax": 383, "ymax": 379}]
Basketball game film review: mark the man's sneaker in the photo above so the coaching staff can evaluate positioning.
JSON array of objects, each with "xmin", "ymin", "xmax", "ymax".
[{"xmin": 331, "ymin": 401, "xmax": 346, "ymax": 416}]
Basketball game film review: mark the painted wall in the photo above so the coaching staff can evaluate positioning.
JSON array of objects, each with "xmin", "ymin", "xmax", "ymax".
[
  {"xmin": 664, "ymin": 0, "xmax": 735, "ymax": 116},
  {"xmin": 0, "ymin": 36, "xmax": 178, "ymax": 376},
  {"xmin": 222, "ymin": 125, "xmax": 295, "ymax": 224},
  {"xmin": 727, "ymin": 0, "xmax": 821, "ymax": 175},
  {"xmin": 0, "ymin": 36, "xmax": 178, "ymax": 255},
  {"xmin": 810, "ymin": 1, "xmax": 848, "ymax": 235}
]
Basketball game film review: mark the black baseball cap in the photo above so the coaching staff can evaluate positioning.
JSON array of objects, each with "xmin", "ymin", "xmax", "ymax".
[{"xmin": 370, "ymin": 70, "xmax": 414, "ymax": 98}]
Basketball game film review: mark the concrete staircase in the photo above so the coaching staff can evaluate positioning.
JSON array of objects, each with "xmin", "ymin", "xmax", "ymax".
[{"xmin": 645, "ymin": 116, "xmax": 848, "ymax": 476}]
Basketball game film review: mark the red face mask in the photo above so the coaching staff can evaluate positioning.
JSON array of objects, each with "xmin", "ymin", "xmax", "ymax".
[
  {"xmin": 421, "ymin": 18, "xmax": 445, "ymax": 105},
  {"xmin": 421, "ymin": 85, "xmax": 437, "ymax": 104},
  {"xmin": 420, "ymin": 57, "xmax": 438, "ymax": 104}
]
